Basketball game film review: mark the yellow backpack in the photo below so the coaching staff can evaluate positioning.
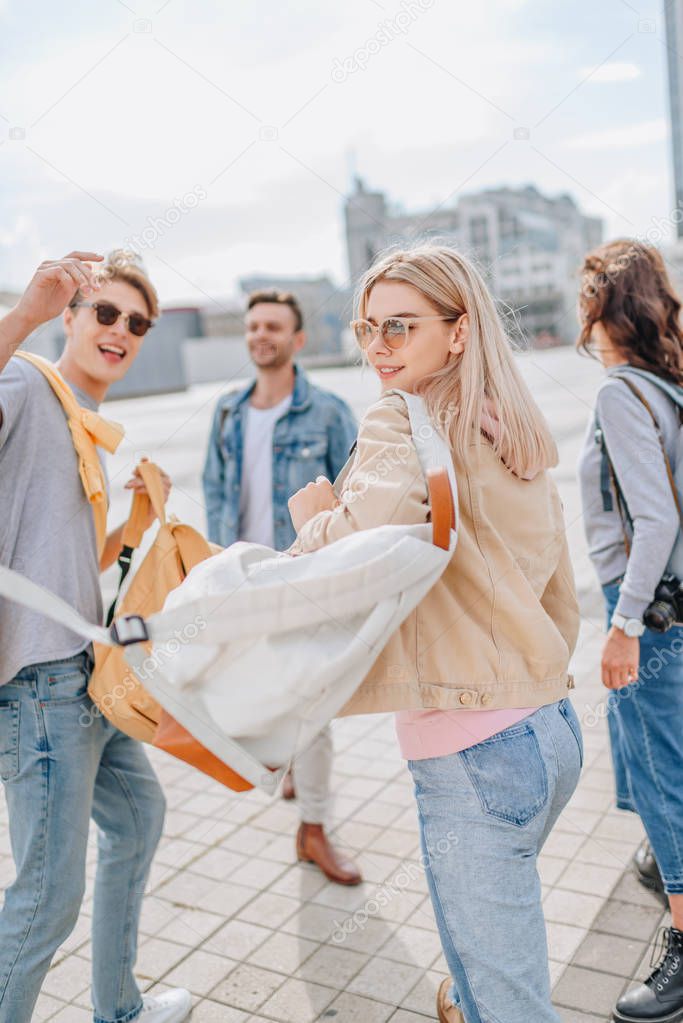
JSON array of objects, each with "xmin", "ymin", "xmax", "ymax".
[
  {"xmin": 90, "ymin": 461, "xmax": 253, "ymax": 791},
  {"xmin": 16, "ymin": 354, "xmax": 253, "ymax": 792}
]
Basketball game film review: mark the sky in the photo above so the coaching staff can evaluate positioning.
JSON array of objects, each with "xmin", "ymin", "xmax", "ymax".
[{"xmin": 0, "ymin": 0, "xmax": 677, "ymax": 308}]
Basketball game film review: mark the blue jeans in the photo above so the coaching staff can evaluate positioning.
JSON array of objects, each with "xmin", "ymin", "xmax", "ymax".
[
  {"xmin": 603, "ymin": 582, "xmax": 683, "ymax": 894},
  {"xmin": 0, "ymin": 651, "xmax": 166, "ymax": 1023},
  {"xmin": 409, "ymin": 699, "xmax": 583, "ymax": 1023}
]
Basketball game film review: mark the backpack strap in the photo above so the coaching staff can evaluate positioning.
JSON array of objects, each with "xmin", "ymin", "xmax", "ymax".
[
  {"xmin": 106, "ymin": 460, "xmax": 168, "ymax": 627},
  {"xmin": 612, "ymin": 366, "xmax": 683, "ymax": 412},
  {"xmin": 390, "ymin": 390, "xmax": 458, "ymax": 549},
  {"xmin": 595, "ymin": 374, "xmax": 683, "ymax": 554},
  {"xmin": 14, "ymin": 352, "xmax": 124, "ymax": 557},
  {"xmin": 612, "ymin": 374, "xmax": 683, "ymax": 525},
  {"xmin": 425, "ymin": 469, "xmax": 455, "ymax": 551}
]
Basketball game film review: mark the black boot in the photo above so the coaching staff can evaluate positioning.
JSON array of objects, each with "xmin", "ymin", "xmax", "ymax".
[
  {"xmin": 614, "ymin": 927, "xmax": 683, "ymax": 1022},
  {"xmin": 634, "ymin": 842, "xmax": 668, "ymax": 909}
]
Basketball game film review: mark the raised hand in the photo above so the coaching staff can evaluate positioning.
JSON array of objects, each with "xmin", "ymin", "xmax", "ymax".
[
  {"xmin": 13, "ymin": 251, "xmax": 104, "ymax": 334},
  {"xmin": 125, "ymin": 462, "xmax": 172, "ymax": 530}
]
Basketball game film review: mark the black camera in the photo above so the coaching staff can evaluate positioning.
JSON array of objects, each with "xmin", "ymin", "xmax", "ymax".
[{"xmin": 643, "ymin": 574, "xmax": 683, "ymax": 633}]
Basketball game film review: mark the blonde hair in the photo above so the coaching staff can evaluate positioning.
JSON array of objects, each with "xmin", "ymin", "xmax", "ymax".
[
  {"xmin": 71, "ymin": 249, "xmax": 160, "ymax": 320},
  {"xmin": 355, "ymin": 244, "xmax": 558, "ymax": 477}
]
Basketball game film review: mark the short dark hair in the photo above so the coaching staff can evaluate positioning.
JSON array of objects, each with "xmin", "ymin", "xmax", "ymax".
[{"xmin": 246, "ymin": 290, "xmax": 303, "ymax": 332}]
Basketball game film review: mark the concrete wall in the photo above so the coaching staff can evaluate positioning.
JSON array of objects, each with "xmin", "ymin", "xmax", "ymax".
[{"xmin": 182, "ymin": 335, "xmax": 251, "ymax": 388}]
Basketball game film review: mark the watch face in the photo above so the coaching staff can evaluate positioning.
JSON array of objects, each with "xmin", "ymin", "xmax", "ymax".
[{"xmin": 625, "ymin": 620, "xmax": 643, "ymax": 637}]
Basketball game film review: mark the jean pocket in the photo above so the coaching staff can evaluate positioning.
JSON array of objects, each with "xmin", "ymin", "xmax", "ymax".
[
  {"xmin": 0, "ymin": 701, "xmax": 20, "ymax": 781},
  {"xmin": 559, "ymin": 698, "xmax": 584, "ymax": 767},
  {"xmin": 45, "ymin": 667, "xmax": 90, "ymax": 705},
  {"xmin": 460, "ymin": 723, "xmax": 548, "ymax": 827}
]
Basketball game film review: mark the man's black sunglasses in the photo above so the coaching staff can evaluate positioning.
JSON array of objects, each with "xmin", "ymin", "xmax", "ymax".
[{"xmin": 71, "ymin": 301, "xmax": 154, "ymax": 338}]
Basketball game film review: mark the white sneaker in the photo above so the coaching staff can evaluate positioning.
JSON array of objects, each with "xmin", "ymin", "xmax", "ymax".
[{"xmin": 140, "ymin": 988, "xmax": 192, "ymax": 1022}]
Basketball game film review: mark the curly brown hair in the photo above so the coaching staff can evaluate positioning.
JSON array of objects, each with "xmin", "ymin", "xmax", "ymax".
[{"xmin": 577, "ymin": 238, "xmax": 683, "ymax": 385}]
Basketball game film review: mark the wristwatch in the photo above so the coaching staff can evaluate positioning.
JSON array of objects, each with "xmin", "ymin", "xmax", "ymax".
[{"xmin": 611, "ymin": 612, "xmax": 646, "ymax": 638}]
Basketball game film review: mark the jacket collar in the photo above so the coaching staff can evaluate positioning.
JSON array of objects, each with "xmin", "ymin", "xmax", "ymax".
[{"xmin": 231, "ymin": 362, "xmax": 311, "ymax": 414}]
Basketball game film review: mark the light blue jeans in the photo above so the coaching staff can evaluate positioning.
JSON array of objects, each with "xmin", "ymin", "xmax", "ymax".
[
  {"xmin": 409, "ymin": 698, "xmax": 583, "ymax": 1023},
  {"xmin": 603, "ymin": 581, "xmax": 683, "ymax": 892},
  {"xmin": 0, "ymin": 651, "xmax": 166, "ymax": 1023}
]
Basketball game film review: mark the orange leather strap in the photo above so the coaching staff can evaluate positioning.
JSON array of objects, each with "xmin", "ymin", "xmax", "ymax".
[{"xmin": 427, "ymin": 467, "xmax": 456, "ymax": 551}]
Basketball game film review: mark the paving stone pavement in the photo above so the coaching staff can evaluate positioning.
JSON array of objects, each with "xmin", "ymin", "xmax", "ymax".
[{"xmin": 0, "ymin": 351, "xmax": 672, "ymax": 1020}]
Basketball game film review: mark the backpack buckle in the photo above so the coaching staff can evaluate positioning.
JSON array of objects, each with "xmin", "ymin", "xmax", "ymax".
[{"xmin": 110, "ymin": 614, "xmax": 149, "ymax": 646}]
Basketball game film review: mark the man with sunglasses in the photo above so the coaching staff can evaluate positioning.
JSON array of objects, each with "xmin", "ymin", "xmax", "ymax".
[
  {"xmin": 0, "ymin": 251, "xmax": 190, "ymax": 1023},
  {"xmin": 203, "ymin": 289, "xmax": 363, "ymax": 886}
]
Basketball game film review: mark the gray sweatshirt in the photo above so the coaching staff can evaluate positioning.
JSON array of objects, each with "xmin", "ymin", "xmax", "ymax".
[{"xmin": 578, "ymin": 366, "xmax": 681, "ymax": 620}]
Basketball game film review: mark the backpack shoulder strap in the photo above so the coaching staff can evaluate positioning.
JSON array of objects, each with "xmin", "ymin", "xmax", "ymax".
[
  {"xmin": 106, "ymin": 461, "xmax": 168, "ymax": 627},
  {"xmin": 600, "ymin": 372, "xmax": 683, "ymax": 531},
  {"xmin": 388, "ymin": 390, "xmax": 458, "ymax": 549},
  {"xmin": 612, "ymin": 367, "xmax": 683, "ymax": 411}
]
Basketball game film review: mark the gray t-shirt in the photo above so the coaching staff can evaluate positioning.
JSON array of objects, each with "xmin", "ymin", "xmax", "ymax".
[
  {"xmin": 578, "ymin": 366, "xmax": 681, "ymax": 620},
  {"xmin": 0, "ymin": 357, "xmax": 104, "ymax": 684}
]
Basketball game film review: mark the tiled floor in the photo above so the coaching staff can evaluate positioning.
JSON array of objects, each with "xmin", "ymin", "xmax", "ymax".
[
  {"xmin": 554, "ymin": 871, "xmax": 669, "ymax": 1023},
  {"xmin": 0, "ymin": 616, "xmax": 667, "ymax": 1022}
]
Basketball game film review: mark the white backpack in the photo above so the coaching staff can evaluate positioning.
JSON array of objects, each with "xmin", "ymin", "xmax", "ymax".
[{"xmin": 0, "ymin": 391, "xmax": 457, "ymax": 793}]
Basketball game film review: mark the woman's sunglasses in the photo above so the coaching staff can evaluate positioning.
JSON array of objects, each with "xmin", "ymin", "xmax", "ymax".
[
  {"xmin": 350, "ymin": 315, "xmax": 458, "ymax": 351},
  {"xmin": 71, "ymin": 301, "xmax": 154, "ymax": 338}
]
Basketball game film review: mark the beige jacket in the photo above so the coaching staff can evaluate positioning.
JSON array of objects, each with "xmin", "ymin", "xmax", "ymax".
[{"xmin": 291, "ymin": 392, "xmax": 579, "ymax": 715}]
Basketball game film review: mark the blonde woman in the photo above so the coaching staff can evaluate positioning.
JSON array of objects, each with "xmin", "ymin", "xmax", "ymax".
[{"xmin": 288, "ymin": 245, "xmax": 581, "ymax": 1023}]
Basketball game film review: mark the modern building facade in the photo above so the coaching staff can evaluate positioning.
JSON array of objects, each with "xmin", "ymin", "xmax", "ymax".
[
  {"xmin": 345, "ymin": 178, "xmax": 604, "ymax": 344},
  {"xmin": 665, "ymin": 0, "xmax": 683, "ymax": 238}
]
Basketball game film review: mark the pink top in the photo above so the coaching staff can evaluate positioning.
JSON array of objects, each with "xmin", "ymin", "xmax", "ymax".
[
  {"xmin": 395, "ymin": 399, "xmax": 544, "ymax": 761},
  {"xmin": 395, "ymin": 707, "xmax": 536, "ymax": 760}
]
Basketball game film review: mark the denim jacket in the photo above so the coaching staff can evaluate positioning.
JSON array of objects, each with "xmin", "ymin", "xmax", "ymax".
[{"xmin": 202, "ymin": 364, "xmax": 358, "ymax": 551}]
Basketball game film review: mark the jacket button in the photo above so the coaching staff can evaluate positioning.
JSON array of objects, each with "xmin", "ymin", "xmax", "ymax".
[
  {"xmin": 302, "ymin": 447, "xmax": 311, "ymax": 457},
  {"xmin": 481, "ymin": 693, "xmax": 493, "ymax": 706},
  {"xmin": 459, "ymin": 692, "xmax": 473, "ymax": 706}
]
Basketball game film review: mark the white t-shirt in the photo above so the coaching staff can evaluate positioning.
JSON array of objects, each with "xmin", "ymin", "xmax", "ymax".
[{"xmin": 238, "ymin": 394, "xmax": 293, "ymax": 547}]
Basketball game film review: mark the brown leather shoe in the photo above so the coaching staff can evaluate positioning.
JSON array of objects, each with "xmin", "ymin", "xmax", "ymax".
[
  {"xmin": 296, "ymin": 823, "xmax": 362, "ymax": 886},
  {"xmin": 437, "ymin": 978, "xmax": 464, "ymax": 1023},
  {"xmin": 281, "ymin": 769, "xmax": 296, "ymax": 800}
]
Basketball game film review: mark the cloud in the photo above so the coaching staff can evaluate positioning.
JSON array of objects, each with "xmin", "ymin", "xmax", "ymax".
[
  {"xmin": 0, "ymin": 1, "xmax": 670, "ymax": 303},
  {"xmin": 580, "ymin": 61, "xmax": 641, "ymax": 83},
  {"xmin": 563, "ymin": 118, "xmax": 668, "ymax": 150}
]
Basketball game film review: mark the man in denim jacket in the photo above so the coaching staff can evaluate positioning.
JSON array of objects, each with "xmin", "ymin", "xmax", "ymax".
[{"xmin": 203, "ymin": 290, "xmax": 362, "ymax": 885}]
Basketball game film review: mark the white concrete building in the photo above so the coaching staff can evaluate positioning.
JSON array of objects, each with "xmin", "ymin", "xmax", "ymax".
[{"xmin": 344, "ymin": 179, "xmax": 603, "ymax": 344}]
